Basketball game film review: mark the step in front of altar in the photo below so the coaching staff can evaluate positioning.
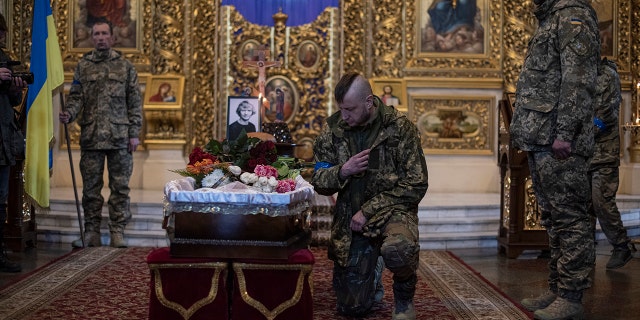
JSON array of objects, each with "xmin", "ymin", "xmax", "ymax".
[{"xmin": 169, "ymin": 210, "xmax": 311, "ymax": 259}]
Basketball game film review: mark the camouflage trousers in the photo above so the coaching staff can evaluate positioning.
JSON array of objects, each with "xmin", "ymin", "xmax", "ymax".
[
  {"xmin": 333, "ymin": 213, "xmax": 419, "ymax": 316},
  {"xmin": 589, "ymin": 164, "xmax": 629, "ymax": 248},
  {"xmin": 80, "ymin": 149, "xmax": 133, "ymax": 234},
  {"xmin": 528, "ymin": 151, "xmax": 594, "ymax": 301}
]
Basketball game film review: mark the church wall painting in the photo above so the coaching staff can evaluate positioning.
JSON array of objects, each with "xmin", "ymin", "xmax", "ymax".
[
  {"xmin": 418, "ymin": 0, "xmax": 488, "ymax": 56},
  {"xmin": 263, "ymin": 75, "xmax": 299, "ymax": 124},
  {"xmin": 295, "ymin": 40, "xmax": 321, "ymax": 70},
  {"xmin": 410, "ymin": 94, "xmax": 494, "ymax": 155},
  {"xmin": 592, "ymin": 0, "xmax": 617, "ymax": 58},
  {"xmin": 144, "ymin": 75, "xmax": 185, "ymax": 107},
  {"xmin": 371, "ymin": 78, "xmax": 407, "ymax": 112},
  {"xmin": 240, "ymin": 39, "xmax": 262, "ymax": 62},
  {"xmin": 69, "ymin": 0, "xmax": 142, "ymax": 52}
]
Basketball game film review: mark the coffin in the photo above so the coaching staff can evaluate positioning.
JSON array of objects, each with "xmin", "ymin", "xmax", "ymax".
[{"xmin": 163, "ymin": 176, "xmax": 314, "ymax": 259}]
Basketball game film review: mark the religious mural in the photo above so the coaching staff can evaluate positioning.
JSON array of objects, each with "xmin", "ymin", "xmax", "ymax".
[
  {"xmin": 264, "ymin": 76, "xmax": 298, "ymax": 123},
  {"xmin": 592, "ymin": 0, "xmax": 616, "ymax": 57},
  {"xmin": 71, "ymin": 0, "xmax": 139, "ymax": 49},
  {"xmin": 419, "ymin": 0, "xmax": 485, "ymax": 54}
]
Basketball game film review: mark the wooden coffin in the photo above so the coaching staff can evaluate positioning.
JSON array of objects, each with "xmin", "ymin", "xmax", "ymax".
[{"xmin": 164, "ymin": 177, "xmax": 314, "ymax": 260}]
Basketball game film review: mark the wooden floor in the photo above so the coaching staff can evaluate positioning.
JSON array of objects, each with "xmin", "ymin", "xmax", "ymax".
[{"xmin": 0, "ymin": 240, "xmax": 638, "ymax": 320}]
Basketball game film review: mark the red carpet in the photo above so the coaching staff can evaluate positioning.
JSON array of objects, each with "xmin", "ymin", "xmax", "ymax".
[{"xmin": 0, "ymin": 247, "xmax": 531, "ymax": 319}]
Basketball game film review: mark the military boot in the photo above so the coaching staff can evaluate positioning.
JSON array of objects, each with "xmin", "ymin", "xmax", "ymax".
[
  {"xmin": 521, "ymin": 290, "xmax": 557, "ymax": 312},
  {"xmin": 392, "ymin": 298, "xmax": 416, "ymax": 320},
  {"xmin": 110, "ymin": 232, "xmax": 127, "ymax": 248},
  {"xmin": 71, "ymin": 231, "xmax": 102, "ymax": 248},
  {"xmin": 606, "ymin": 246, "xmax": 632, "ymax": 269},
  {"xmin": 533, "ymin": 297, "xmax": 584, "ymax": 320},
  {"xmin": 0, "ymin": 252, "xmax": 21, "ymax": 273}
]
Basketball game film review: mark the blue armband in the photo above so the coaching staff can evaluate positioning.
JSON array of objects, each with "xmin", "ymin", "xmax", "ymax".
[
  {"xmin": 314, "ymin": 161, "xmax": 334, "ymax": 171},
  {"xmin": 594, "ymin": 117, "xmax": 606, "ymax": 131}
]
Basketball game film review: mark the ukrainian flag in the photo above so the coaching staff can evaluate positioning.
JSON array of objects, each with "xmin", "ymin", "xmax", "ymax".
[{"xmin": 25, "ymin": 0, "xmax": 64, "ymax": 208}]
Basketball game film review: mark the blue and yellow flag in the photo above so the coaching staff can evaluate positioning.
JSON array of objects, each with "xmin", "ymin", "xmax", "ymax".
[{"xmin": 25, "ymin": 0, "xmax": 64, "ymax": 208}]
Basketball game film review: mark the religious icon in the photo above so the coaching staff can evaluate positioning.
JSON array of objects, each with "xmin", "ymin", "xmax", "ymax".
[
  {"xmin": 380, "ymin": 85, "xmax": 401, "ymax": 107},
  {"xmin": 297, "ymin": 41, "xmax": 320, "ymax": 69},
  {"xmin": 72, "ymin": 0, "xmax": 139, "ymax": 49},
  {"xmin": 264, "ymin": 76, "xmax": 298, "ymax": 124},
  {"xmin": 591, "ymin": 0, "xmax": 615, "ymax": 57},
  {"xmin": 241, "ymin": 39, "xmax": 261, "ymax": 62},
  {"xmin": 420, "ymin": 0, "xmax": 485, "ymax": 54},
  {"xmin": 144, "ymin": 75, "xmax": 185, "ymax": 106},
  {"xmin": 149, "ymin": 82, "xmax": 176, "ymax": 103}
]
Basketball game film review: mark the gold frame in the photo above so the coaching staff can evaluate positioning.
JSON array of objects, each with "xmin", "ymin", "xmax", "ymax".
[
  {"xmin": 295, "ymin": 40, "xmax": 321, "ymax": 70},
  {"xmin": 263, "ymin": 75, "xmax": 300, "ymax": 124},
  {"xmin": 417, "ymin": 0, "xmax": 490, "ymax": 57},
  {"xmin": 68, "ymin": 0, "xmax": 143, "ymax": 52},
  {"xmin": 370, "ymin": 78, "xmax": 407, "ymax": 112},
  {"xmin": 409, "ymin": 94, "xmax": 494, "ymax": 155},
  {"xmin": 406, "ymin": 0, "xmax": 501, "ymax": 76},
  {"xmin": 144, "ymin": 75, "xmax": 185, "ymax": 108}
]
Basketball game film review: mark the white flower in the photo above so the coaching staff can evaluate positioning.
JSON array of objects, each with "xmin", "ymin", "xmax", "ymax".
[
  {"xmin": 240, "ymin": 172, "xmax": 258, "ymax": 184},
  {"xmin": 229, "ymin": 165, "xmax": 242, "ymax": 176},
  {"xmin": 258, "ymin": 176, "xmax": 268, "ymax": 186},
  {"xmin": 202, "ymin": 169, "xmax": 228, "ymax": 188},
  {"xmin": 261, "ymin": 185, "xmax": 273, "ymax": 193},
  {"xmin": 267, "ymin": 176, "xmax": 278, "ymax": 187}
]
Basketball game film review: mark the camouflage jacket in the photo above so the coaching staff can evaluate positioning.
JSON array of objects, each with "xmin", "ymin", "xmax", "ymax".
[
  {"xmin": 510, "ymin": 0, "xmax": 600, "ymax": 157},
  {"xmin": 65, "ymin": 49, "xmax": 142, "ymax": 150},
  {"xmin": 312, "ymin": 97, "xmax": 429, "ymax": 267},
  {"xmin": 0, "ymin": 49, "xmax": 25, "ymax": 166},
  {"xmin": 592, "ymin": 58, "xmax": 621, "ymax": 167}
]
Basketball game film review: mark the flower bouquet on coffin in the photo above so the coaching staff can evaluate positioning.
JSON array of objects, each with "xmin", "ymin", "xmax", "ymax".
[
  {"xmin": 164, "ymin": 131, "xmax": 315, "ymax": 259},
  {"xmin": 170, "ymin": 130, "xmax": 305, "ymax": 193}
]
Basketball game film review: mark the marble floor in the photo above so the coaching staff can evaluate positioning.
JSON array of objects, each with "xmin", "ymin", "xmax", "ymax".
[{"xmin": 0, "ymin": 240, "xmax": 637, "ymax": 319}]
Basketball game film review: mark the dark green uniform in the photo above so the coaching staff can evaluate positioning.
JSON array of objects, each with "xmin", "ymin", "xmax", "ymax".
[
  {"xmin": 65, "ymin": 49, "xmax": 142, "ymax": 235},
  {"xmin": 312, "ymin": 97, "xmax": 428, "ymax": 316},
  {"xmin": 510, "ymin": 0, "xmax": 600, "ymax": 302}
]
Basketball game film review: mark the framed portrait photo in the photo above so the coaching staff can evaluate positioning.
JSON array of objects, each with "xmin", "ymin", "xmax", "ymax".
[
  {"xmin": 227, "ymin": 96, "xmax": 261, "ymax": 141},
  {"xmin": 144, "ymin": 75, "xmax": 185, "ymax": 107}
]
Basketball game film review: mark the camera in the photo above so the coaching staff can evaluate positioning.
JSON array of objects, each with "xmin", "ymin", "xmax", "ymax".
[{"xmin": 0, "ymin": 60, "xmax": 34, "ymax": 84}]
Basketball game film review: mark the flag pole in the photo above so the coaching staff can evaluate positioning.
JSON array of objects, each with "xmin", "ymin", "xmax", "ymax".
[{"xmin": 59, "ymin": 92, "xmax": 84, "ymax": 247}]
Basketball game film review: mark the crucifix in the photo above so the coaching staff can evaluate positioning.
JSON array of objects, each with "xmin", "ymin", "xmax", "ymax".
[{"xmin": 242, "ymin": 45, "xmax": 281, "ymax": 112}]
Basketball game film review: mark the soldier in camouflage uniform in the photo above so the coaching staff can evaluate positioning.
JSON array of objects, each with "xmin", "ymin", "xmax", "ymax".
[
  {"xmin": 312, "ymin": 73, "xmax": 428, "ymax": 320},
  {"xmin": 510, "ymin": 0, "xmax": 600, "ymax": 319},
  {"xmin": 590, "ymin": 58, "xmax": 632, "ymax": 269},
  {"xmin": 60, "ymin": 20, "xmax": 142, "ymax": 249}
]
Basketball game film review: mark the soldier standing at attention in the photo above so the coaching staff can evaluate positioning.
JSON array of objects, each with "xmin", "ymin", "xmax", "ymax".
[
  {"xmin": 312, "ymin": 72, "xmax": 428, "ymax": 320},
  {"xmin": 509, "ymin": 0, "xmax": 600, "ymax": 319},
  {"xmin": 59, "ymin": 19, "xmax": 142, "ymax": 248}
]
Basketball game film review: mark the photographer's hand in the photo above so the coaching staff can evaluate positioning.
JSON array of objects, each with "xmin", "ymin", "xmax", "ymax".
[
  {"xmin": 0, "ymin": 67, "xmax": 11, "ymax": 82},
  {"xmin": 9, "ymin": 77, "xmax": 27, "ymax": 93}
]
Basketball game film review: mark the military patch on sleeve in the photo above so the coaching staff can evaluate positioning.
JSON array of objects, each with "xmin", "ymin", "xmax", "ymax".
[{"xmin": 570, "ymin": 18, "xmax": 583, "ymax": 25}]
